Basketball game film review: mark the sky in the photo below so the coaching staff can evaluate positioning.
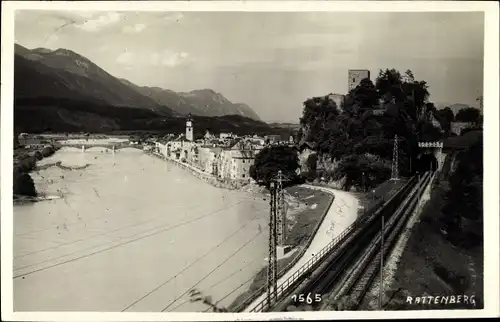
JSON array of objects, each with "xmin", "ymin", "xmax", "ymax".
[{"xmin": 14, "ymin": 11, "xmax": 484, "ymax": 123}]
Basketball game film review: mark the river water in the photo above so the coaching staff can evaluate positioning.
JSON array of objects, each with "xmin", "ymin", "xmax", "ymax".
[{"xmin": 13, "ymin": 144, "xmax": 270, "ymax": 312}]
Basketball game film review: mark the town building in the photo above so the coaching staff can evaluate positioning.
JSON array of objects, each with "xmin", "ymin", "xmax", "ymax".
[
  {"xmin": 215, "ymin": 139, "xmax": 263, "ymax": 181},
  {"xmin": 197, "ymin": 146, "xmax": 223, "ymax": 173},
  {"xmin": 265, "ymin": 134, "xmax": 282, "ymax": 144},
  {"xmin": 348, "ymin": 69, "xmax": 371, "ymax": 92},
  {"xmin": 219, "ymin": 133, "xmax": 235, "ymax": 140},
  {"xmin": 204, "ymin": 130, "xmax": 214, "ymax": 140}
]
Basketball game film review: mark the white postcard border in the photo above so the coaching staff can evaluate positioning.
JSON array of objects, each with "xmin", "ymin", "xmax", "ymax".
[{"xmin": 1, "ymin": 1, "xmax": 498, "ymax": 321}]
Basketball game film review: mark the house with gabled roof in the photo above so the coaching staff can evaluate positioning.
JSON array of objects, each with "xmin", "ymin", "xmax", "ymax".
[{"xmin": 215, "ymin": 139, "xmax": 264, "ymax": 181}]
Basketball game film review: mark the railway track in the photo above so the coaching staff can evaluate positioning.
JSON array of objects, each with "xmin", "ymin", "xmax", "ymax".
[
  {"xmin": 267, "ymin": 172, "xmax": 432, "ymax": 312},
  {"xmin": 325, "ymin": 171, "xmax": 433, "ymax": 310}
]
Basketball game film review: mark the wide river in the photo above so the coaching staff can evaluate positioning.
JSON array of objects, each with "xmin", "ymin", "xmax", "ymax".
[{"xmin": 13, "ymin": 143, "xmax": 271, "ymax": 312}]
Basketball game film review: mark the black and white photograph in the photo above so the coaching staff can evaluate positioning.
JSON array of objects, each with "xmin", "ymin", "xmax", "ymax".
[{"xmin": 1, "ymin": 1, "xmax": 499, "ymax": 321}]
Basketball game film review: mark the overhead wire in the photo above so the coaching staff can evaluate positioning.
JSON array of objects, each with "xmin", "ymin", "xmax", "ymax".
[
  {"xmin": 14, "ymin": 201, "xmax": 247, "ymax": 279},
  {"xmin": 121, "ymin": 214, "xmax": 264, "ymax": 312},
  {"xmin": 166, "ymin": 252, "xmax": 268, "ymax": 312},
  {"xmin": 15, "ymin": 201, "xmax": 209, "ymax": 260},
  {"xmin": 161, "ymin": 232, "xmax": 262, "ymax": 312}
]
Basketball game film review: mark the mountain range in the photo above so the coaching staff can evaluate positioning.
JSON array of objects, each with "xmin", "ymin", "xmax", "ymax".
[{"xmin": 14, "ymin": 44, "xmax": 261, "ymax": 121}]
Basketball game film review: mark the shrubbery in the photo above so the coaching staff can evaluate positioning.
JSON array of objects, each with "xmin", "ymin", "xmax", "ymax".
[
  {"xmin": 250, "ymin": 145, "xmax": 300, "ymax": 188},
  {"xmin": 13, "ymin": 167, "xmax": 37, "ymax": 197},
  {"xmin": 13, "ymin": 145, "xmax": 55, "ymax": 197},
  {"xmin": 41, "ymin": 145, "xmax": 55, "ymax": 157},
  {"xmin": 33, "ymin": 150, "xmax": 43, "ymax": 160}
]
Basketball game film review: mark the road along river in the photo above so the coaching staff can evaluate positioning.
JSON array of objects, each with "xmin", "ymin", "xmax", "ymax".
[{"xmin": 14, "ymin": 145, "xmax": 273, "ymax": 312}]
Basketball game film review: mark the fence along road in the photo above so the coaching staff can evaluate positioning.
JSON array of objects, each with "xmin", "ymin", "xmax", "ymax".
[
  {"xmin": 243, "ymin": 178, "xmax": 415, "ymax": 312},
  {"xmin": 242, "ymin": 185, "xmax": 360, "ymax": 312}
]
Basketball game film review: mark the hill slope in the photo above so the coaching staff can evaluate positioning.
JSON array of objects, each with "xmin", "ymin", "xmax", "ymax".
[
  {"xmin": 120, "ymin": 80, "xmax": 262, "ymax": 120},
  {"xmin": 15, "ymin": 43, "xmax": 261, "ymax": 121},
  {"xmin": 14, "ymin": 44, "xmax": 174, "ymax": 115}
]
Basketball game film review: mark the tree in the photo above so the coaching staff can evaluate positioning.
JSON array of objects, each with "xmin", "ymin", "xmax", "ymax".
[
  {"xmin": 41, "ymin": 146, "xmax": 55, "ymax": 157},
  {"xmin": 33, "ymin": 151, "xmax": 43, "ymax": 161},
  {"xmin": 299, "ymin": 95, "xmax": 339, "ymax": 142},
  {"xmin": 375, "ymin": 69, "xmax": 403, "ymax": 103},
  {"xmin": 249, "ymin": 164, "xmax": 256, "ymax": 179},
  {"xmin": 251, "ymin": 145, "xmax": 300, "ymax": 187},
  {"xmin": 436, "ymin": 107, "xmax": 455, "ymax": 135},
  {"xmin": 13, "ymin": 170, "xmax": 37, "ymax": 197},
  {"xmin": 332, "ymin": 154, "xmax": 391, "ymax": 191},
  {"xmin": 441, "ymin": 107, "xmax": 455, "ymax": 123},
  {"xmin": 345, "ymin": 78, "xmax": 379, "ymax": 114},
  {"xmin": 306, "ymin": 153, "xmax": 318, "ymax": 172},
  {"xmin": 441, "ymin": 135, "xmax": 483, "ymax": 248},
  {"xmin": 418, "ymin": 121, "xmax": 443, "ymax": 142},
  {"xmin": 306, "ymin": 153, "xmax": 318, "ymax": 181},
  {"xmin": 455, "ymin": 107, "xmax": 481, "ymax": 124}
]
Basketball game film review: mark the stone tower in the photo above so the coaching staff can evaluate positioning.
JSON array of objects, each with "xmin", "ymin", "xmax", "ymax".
[
  {"xmin": 186, "ymin": 114, "xmax": 193, "ymax": 141},
  {"xmin": 348, "ymin": 69, "xmax": 371, "ymax": 92}
]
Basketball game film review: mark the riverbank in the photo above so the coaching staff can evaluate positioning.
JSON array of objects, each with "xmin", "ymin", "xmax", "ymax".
[{"xmin": 35, "ymin": 161, "xmax": 90, "ymax": 171}]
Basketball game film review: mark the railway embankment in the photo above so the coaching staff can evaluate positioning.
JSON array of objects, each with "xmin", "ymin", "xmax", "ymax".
[{"xmin": 361, "ymin": 178, "xmax": 483, "ymax": 310}]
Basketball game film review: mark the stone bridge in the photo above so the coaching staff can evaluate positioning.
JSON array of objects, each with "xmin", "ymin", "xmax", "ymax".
[{"xmin": 56, "ymin": 142, "xmax": 140, "ymax": 152}]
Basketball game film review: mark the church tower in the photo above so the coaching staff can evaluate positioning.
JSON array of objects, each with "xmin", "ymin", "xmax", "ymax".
[{"xmin": 186, "ymin": 114, "xmax": 194, "ymax": 141}]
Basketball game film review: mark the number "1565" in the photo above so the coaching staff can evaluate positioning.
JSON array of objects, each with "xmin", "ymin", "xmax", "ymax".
[{"xmin": 291, "ymin": 293, "xmax": 322, "ymax": 304}]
